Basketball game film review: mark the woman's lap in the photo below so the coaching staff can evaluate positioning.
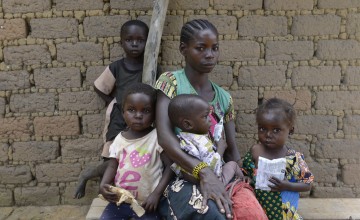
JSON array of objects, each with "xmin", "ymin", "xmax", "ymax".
[
  {"xmin": 100, "ymin": 202, "xmax": 161, "ymax": 220},
  {"xmin": 159, "ymin": 178, "xmax": 226, "ymax": 220}
]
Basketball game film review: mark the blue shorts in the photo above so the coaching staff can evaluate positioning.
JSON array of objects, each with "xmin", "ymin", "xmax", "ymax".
[{"xmin": 100, "ymin": 202, "xmax": 161, "ymax": 220}]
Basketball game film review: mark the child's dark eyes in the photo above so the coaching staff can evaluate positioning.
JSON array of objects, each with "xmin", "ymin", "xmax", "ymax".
[
  {"xmin": 213, "ymin": 46, "xmax": 219, "ymax": 51},
  {"xmin": 273, "ymin": 128, "xmax": 281, "ymax": 133}
]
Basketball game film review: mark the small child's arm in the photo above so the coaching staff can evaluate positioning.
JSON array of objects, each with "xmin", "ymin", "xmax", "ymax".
[
  {"xmin": 268, "ymin": 177, "xmax": 312, "ymax": 192},
  {"xmin": 99, "ymin": 158, "xmax": 119, "ymax": 203},
  {"xmin": 142, "ymin": 152, "xmax": 175, "ymax": 212}
]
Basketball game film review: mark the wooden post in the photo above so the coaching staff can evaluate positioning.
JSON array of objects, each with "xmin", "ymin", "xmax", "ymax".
[{"xmin": 142, "ymin": 0, "xmax": 169, "ymax": 86}]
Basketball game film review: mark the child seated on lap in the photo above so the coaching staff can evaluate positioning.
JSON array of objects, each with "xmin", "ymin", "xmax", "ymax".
[{"xmin": 168, "ymin": 94, "xmax": 243, "ymax": 185}]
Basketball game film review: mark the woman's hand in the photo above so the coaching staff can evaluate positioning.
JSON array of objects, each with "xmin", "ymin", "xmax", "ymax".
[
  {"xmin": 142, "ymin": 191, "xmax": 161, "ymax": 213},
  {"xmin": 99, "ymin": 184, "xmax": 119, "ymax": 203},
  {"xmin": 199, "ymin": 168, "xmax": 233, "ymax": 219}
]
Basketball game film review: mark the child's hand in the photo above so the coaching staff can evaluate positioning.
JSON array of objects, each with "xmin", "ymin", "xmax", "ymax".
[
  {"xmin": 268, "ymin": 176, "xmax": 289, "ymax": 192},
  {"xmin": 142, "ymin": 191, "xmax": 161, "ymax": 212},
  {"xmin": 99, "ymin": 184, "xmax": 119, "ymax": 203}
]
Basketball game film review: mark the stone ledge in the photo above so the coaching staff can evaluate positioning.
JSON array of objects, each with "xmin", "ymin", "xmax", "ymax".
[{"xmin": 86, "ymin": 198, "xmax": 360, "ymax": 220}]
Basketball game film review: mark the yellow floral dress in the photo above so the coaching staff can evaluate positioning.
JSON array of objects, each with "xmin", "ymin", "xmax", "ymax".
[{"xmin": 242, "ymin": 148, "xmax": 314, "ymax": 220}]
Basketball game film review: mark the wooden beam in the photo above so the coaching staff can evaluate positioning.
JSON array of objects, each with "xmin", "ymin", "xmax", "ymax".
[{"xmin": 142, "ymin": 0, "xmax": 169, "ymax": 86}]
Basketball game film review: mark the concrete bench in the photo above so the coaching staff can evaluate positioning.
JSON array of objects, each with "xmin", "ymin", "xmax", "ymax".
[{"xmin": 86, "ymin": 198, "xmax": 360, "ymax": 220}]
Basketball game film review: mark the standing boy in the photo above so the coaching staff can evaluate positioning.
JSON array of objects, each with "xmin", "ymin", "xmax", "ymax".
[{"xmin": 74, "ymin": 20, "xmax": 156, "ymax": 199}]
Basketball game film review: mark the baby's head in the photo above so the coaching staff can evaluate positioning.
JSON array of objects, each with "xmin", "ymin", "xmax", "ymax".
[
  {"xmin": 121, "ymin": 83, "xmax": 157, "ymax": 131},
  {"xmin": 256, "ymin": 98, "xmax": 296, "ymax": 128},
  {"xmin": 168, "ymin": 94, "xmax": 211, "ymax": 134},
  {"xmin": 120, "ymin": 20, "xmax": 149, "ymax": 58}
]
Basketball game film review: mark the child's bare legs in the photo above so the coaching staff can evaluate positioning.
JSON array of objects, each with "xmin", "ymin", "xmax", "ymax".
[
  {"xmin": 74, "ymin": 160, "xmax": 110, "ymax": 199},
  {"xmin": 221, "ymin": 161, "xmax": 243, "ymax": 185},
  {"xmin": 74, "ymin": 140, "xmax": 113, "ymax": 199}
]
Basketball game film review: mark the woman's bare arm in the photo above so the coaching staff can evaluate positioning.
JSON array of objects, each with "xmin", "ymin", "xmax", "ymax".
[{"xmin": 223, "ymin": 120, "xmax": 241, "ymax": 164}]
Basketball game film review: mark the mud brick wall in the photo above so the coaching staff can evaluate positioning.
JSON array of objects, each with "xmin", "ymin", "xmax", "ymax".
[{"xmin": 1, "ymin": 0, "xmax": 360, "ymax": 206}]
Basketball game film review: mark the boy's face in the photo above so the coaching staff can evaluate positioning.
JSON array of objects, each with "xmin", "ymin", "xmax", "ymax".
[
  {"xmin": 122, "ymin": 93, "xmax": 155, "ymax": 132},
  {"xmin": 121, "ymin": 25, "xmax": 147, "ymax": 58},
  {"xmin": 187, "ymin": 99, "xmax": 212, "ymax": 134}
]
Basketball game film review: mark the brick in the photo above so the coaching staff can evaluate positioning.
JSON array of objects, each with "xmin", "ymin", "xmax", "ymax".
[
  {"xmin": 315, "ymin": 91, "xmax": 360, "ymax": 110},
  {"xmin": 296, "ymin": 115, "xmax": 337, "ymax": 135},
  {"xmin": 110, "ymin": 43, "xmax": 124, "ymax": 62},
  {"xmin": 12, "ymin": 141, "xmax": 59, "ymax": 161},
  {"xmin": 61, "ymin": 138, "xmax": 103, "ymax": 158},
  {"xmin": 264, "ymin": 0, "xmax": 313, "ymax": 10},
  {"xmin": 0, "ymin": 98, "xmax": 5, "ymax": 117},
  {"xmin": 344, "ymin": 115, "xmax": 360, "ymax": 135},
  {"xmin": 30, "ymin": 18, "xmax": 78, "ymax": 38},
  {"xmin": 0, "ymin": 71, "xmax": 30, "ymax": 91},
  {"xmin": 0, "ymin": 143, "xmax": 9, "ymax": 162},
  {"xmin": 9, "ymin": 93, "xmax": 55, "ymax": 113},
  {"xmin": 0, "ymin": 19, "xmax": 27, "ymax": 41},
  {"xmin": 0, "ymin": 117, "xmax": 32, "ymax": 139},
  {"xmin": 110, "ymin": 0, "xmax": 153, "ymax": 10},
  {"xmin": 83, "ymin": 15, "xmax": 131, "ymax": 38},
  {"xmin": 36, "ymin": 163, "xmax": 81, "ymax": 182},
  {"xmin": 230, "ymin": 90, "xmax": 258, "ymax": 111},
  {"xmin": 54, "ymin": 0, "xmax": 103, "ymax": 10},
  {"xmin": 84, "ymin": 66, "xmax": 106, "ymax": 87},
  {"xmin": 0, "ymin": 165, "xmax": 32, "ymax": 184},
  {"xmin": 82, "ymin": 114, "xmax": 105, "ymax": 135},
  {"xmin": 292, "ymin": 66, "xmax": 341, "ymax": 86},
  {"xmin": 4, "ymin": 45, "xmax": 51, "ymax": 66},
  {"xmin": 59, "ymin": 91, "xmax": 105, "ymax": 111},
  {"xmin": 316, "ymin": 40, "xmax": 360, "ymax": 60},
  {"xmin": 57, "ymin": 42, "xmax": 103, "ymax": 63},
  {"xmin": 213, "ymin": 0, "xmax": 262, "ymax": 10},
  {"xmin": 265, "ymin": 41, "xmax": 314, "ymax": 61},
  {"xmin": 3, "ymin": 0, "xmax": 51, "ymax": 13},
  {"xmin": 235, "ymin": 113, "xmax": 257, "ymax": 134},
  {"xmin": 34, "ymin": 115, "xmax": 80, "ymax": 136},
  {"xmin": 238, "ymin": 65, "xmax": 287, "ymax": 87},
  {"xmin": 188, "ymin": 15, "xmax": 237, "ymax": 35},
  {"xmin": 287, "ymin": 139, "xmax": 311, "ymax": 159},
  {"xmin": 291, "ymin": 15, "xmax": 341, "ymax": 36},
  {"xmin": 312, "ymin": 187, "xmax": 355, "ymax": 198},
  {"xmin": 168, "ymin": 0, "xmax": 209, "ymax": 10},
  {"xmin": 318, "ymin": 0, "xmax": 360, "ymax": 9},
  {"xmin": 236, "ymin": 137, "xmax": 256, "ymax": 158},
  {"xmin": 315, "ymin": 139, "xmax": 360, "ymax": 159},
  {"xmin": 34, "ymin": 67, "xmax": 81, "ymax": 89},
  {"xmin": 346, "ymin": 13, "xmax": 360, "ymax": 35},
  {"xmin": 209, "ymin": 65, "xmax": 233, "ymax": 87},
  {"xmin": 163, "ymin": 16, "xmax": 183, "ymax": 36},
  {"xmin": 238, "ymin": 16, "xmax": 287, "ymax": 37},
  {"xmin": 220, "ymin": 40, "xmax": 260, "ymax": 61},
  {"xmin": 308, "ymin": 162, "xmax": 338, "ymax": 183},
  {"xmin": 161, "ymin": 41, "xmax": 183, "ymax": 63},
  {"xmin": 342, "ymin": 164, "xmax": 360, "ymax": 186},
  {"xmin": 0, "ymin": 188, "xmax": 13, "ymax": 206},
  {"xmin": 264, "ymin": 90, "xmax": 311, "ymax": 111},
  {"xmin": 14, "ymin": 187, "xmax": 59, "ymax": 206},
  {"xmin": 63, "ymin": 184, "xmax": 99, "ymax": 205}
]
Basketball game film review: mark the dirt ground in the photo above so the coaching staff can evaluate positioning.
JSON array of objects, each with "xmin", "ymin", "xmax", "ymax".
[{"xmin": 0, "ymin": 205, "xmax": 90, "ymax": 220}]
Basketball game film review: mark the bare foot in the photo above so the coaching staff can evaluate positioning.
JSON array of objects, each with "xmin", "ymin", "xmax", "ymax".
[{"xmin": 73, "ymin": 167, "xmax": 95, "ymax": 199}]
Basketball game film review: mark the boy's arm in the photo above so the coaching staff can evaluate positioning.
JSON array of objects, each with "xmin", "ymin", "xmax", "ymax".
[
  {"xmin": 95, "ymin": 86, "xmax": 114, "ymax": 104},
  {"xmin": 99, "ymin": 158, "xmax": 119, "ymax": 203}
]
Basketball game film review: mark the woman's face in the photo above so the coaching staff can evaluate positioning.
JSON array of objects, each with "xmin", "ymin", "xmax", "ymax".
[{"xmin": 181, "ymin": 29, "xmax": 219, "ymax": 73}]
